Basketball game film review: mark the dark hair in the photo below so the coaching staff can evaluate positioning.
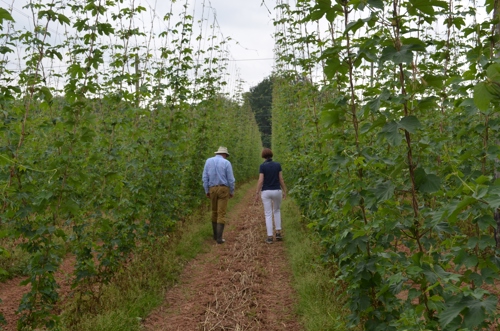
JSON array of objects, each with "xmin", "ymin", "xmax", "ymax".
[{"xmin": 261, "ymin": 148, "xmax": 273, "ymax": 159}]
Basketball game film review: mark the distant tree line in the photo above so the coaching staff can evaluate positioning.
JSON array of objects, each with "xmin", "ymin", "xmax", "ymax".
[{"xmin": 246, "ymin": 77, "xmax": 273, "ymax": 147}]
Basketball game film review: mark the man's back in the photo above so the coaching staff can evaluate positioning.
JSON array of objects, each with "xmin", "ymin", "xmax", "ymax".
[{"xmin": 202, "ymin": 155, "xmax": 235, "ymax": 195}]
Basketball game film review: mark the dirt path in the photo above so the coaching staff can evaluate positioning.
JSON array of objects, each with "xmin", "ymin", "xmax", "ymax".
[{"xmin": 142, "ymin": 186, "xmax": 302, "ymax": 331}]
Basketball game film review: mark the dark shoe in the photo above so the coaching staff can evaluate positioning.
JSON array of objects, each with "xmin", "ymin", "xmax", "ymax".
[
  {"xmin": 265, "ymin": 236, "xmax": 273, "ymax": 244},
  {"xmin": 212, "ymin": 222, "xmax": 217, "ymax": 240},
  {"xmin": 275, "ymin": 232, "xmax": 283, "ymax": 241},
  {"xmin": 216, "ymin": 223, "xmax": 225, "ymax": 244}
]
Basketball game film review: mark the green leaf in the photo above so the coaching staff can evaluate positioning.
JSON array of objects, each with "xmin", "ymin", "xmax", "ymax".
[
  {"xmin": 486, "ymin": 63, "xmax": 500, "ymax": 81},
  {"xmin": 317, "ymin": 0, "xmax": 332, "ymax": 10},
  {"xmin": 395, "ymin": 46, "xmax": 415, "ymax": 64},
  {"xmin": 345, "ymin": 19, "xmax": 365, "ymax": 34},
  {"xmin": 475, "ymin": 175, "xmax": 491, "ymax": 184},
  {"xmin": 402, "ymin": 37, "xmax": 427, "ymax": 51},
  {"xmin": 0, "ymin": 45, "xmax": 13, "ymax": 54},
  {"xmin": 381, "ymin": 45, "xmax": 414, "ymax": 64},
  {"xmin": 452, "ymin": 17, "xmax": 466, "ymax": 28},
  {"xmin": 463, "ymin": 296, "xmax": 497, "ymax": 329},
  {"xmin": 324, "ymin": 56, "xmax": 348, "ymax": 78},
  {"xmin": 466, "ymin": 236, "xmax": 480, "ymax": 250},
  {"xmin": 474, "ymin": 82, "xmax": 493, "ymax": 111},
  {"xmin": 423, "ymin": 74, "xmax": 444, "ymax": 88},
  {"xmin": 449, "ymin": 197, "xmax": 477, "ymax": 222},
  {"xmin": 484, "ymin": 191, "xmax": 500, "ymax": 209},
  {"xmin": 40, "ymin": 86, "xmax": 53, "ymax": 101},
  {"xmin": 434, "ymin": 222, "xmax": 452, "ymax": 234},
  {"xmin": 416, "ymin": 96, "xmax": 438, "ymax": 111},
  {"xmin": 308, "ymin": 9, "xmax": 325, "ymax": 21},
  {"xmin": 415, "ymin": 168, "xmax": 441, "ymax": 193},
  {"xmin": 462, "ymin": 254, "xmax": 478, "ymax": 268},
  {"xmin": 57, "ymin": 14, "xmax": 71, "ymax": 25},
  {"xmin": 320, "ymin": 109, "xmax": 345, "ymax": 127},
  {"xmin": 0, "ymin": 8, "xmax": 14, "ymax": 24},
  {"xmin": 439, "ymin": 296, "xmax": 468, "ymax": 328},
  {"xmin": 96, "ymin": 23, "xmax": 114, "ymax": 36},
  {"xmin": 409, "ymin": 0, "xmax": 447, "ymax": 15},
  {"xmin": 380, "ymin": 121, "xmax": 402, "ymax": 146},
  {"xmin": 479, "ymin": 235, "xmax": 495, "ymax": 250},
  {"xmin": 398, "ymin": 115, "xmax": 422, "ymax": 133},
  {"xmin": 74, "ymin": 18, "xmax": 89, "ymax": 32},
  {"xmin": 485, "ymin": 0, "xmax": 495, "ymax": 13},
  {"xmin": 367, "ymin": 0, "xmax": 384, "ymax": 9},
  {"xmin": 325, "ymin": 8, "xmax": 340, "ymax": 22},
  {"xmin": 475, "ymin": 215, "xmax": 496, "ymax": 231},
  {"xmin": 432, "ymin": 0, "xmax": 449, "ymax": 9},
  {"xmin": 80, "ymin": 127, "xmax": 96, "ymax": 142},
  {"xmin": 372, "ymin": 181, "xmax": 395, "ymax": 202}
]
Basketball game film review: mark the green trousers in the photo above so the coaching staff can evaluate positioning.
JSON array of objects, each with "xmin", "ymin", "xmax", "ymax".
[{"xmin": 209, "ymin": 186, "xmax": 230, "ymax": 224}]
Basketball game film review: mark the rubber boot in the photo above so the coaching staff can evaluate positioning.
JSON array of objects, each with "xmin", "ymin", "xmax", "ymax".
[
  {"xmin": 216, "ymin": 223, "xmax": 225, "ymax": 244},
  {"xmin": 212, "ymin": 222, "xmax": 217, "ymax": 241}
]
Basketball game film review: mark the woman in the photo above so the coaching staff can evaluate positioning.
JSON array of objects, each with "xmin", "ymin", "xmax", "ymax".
[{"xmin": 255, "ymin": 148, "xmax": 287, "ymax": 244}]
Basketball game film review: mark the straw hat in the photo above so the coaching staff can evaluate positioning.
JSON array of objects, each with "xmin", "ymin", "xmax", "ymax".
[{"xmin": 215, "ymin": 146, "xmax": 230, "ymax": 155}]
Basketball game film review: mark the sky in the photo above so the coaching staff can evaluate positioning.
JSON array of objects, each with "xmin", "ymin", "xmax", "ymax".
[
  {"xmin": 2, "ymin": 0, "xmax": 277, "ymax": 94},
  {"xmin": 147, "ymin": 0, "xmax": 277, "ymax": 93},
  {"xmin": 3, "ymin": 0, "xmax": 492, "ymax": 96},
  {"xmin": 205, "ymin": 0, "xmax": 276, "ymax": 91}
]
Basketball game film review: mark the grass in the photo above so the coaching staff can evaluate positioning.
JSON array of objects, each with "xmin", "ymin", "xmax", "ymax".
[
  {"xmin": 281, "ymin": 198, "xmax": 349, "ymax": 330},
  {"xmin": 0, "ymin": 237, "xmax": 30, "ymax": 281},
  {"xmin": 59, "ymin": 181, "xmax": 254, "ymax": 331}
]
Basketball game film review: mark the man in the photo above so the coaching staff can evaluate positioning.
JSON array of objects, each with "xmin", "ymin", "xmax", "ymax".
[{"xmin": 202, "ymin": 146, "xmax": 235, "ymax": 244}]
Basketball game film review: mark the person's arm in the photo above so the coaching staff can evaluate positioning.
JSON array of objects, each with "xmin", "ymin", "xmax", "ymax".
[
  {"xmin": 255, "ymin": 173, "xmax": 264, "ymax": 201},
  {"xmin": 202, "ymin": 160, "xmax": 210, "ymax": 197},
  {"xmin": 227, "ymin": 162, "xmax": 236, "ymax": 197},
  {"xmin": 279, "ymin": 171, "xmax": 287, "ymax": 199}
]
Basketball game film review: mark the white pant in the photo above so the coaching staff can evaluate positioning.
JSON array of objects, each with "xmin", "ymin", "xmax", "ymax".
[{"xmin": 260, "ymin": 190, "xmax": 282, "ymax": 236}]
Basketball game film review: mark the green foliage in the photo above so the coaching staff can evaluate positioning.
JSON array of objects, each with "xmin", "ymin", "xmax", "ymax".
[
  {"xmin": 59, "ymin": 181, "xmax": 255, "ymax": 331},
  {"xmin": 273, "ymin": 0, "xmax": 500, "ymax": 330},
  {"xmin": 474, "ymin": 62, "xmax": 500, "ymax": 110},
  {"xmin": 0, "ymin": 0, "xmax": 262, "ymax": 328}
]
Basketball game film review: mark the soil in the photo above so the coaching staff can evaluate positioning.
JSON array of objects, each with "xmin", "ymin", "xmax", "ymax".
[
  {"xmin": 0, "ymin": 256, "xmax": 75, "ymax": 331},
  {"xmin": 0, "ymin": 186, "xmax": 303, "ymax": 331},
  {"xmin": 141, "ymin": 187, "xmax": 302, "ymax": 331}
]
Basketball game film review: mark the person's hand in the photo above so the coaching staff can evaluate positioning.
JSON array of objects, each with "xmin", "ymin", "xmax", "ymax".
[
  {"xmin": 254, "ymin": 192, "xmax": 260, "ymax": 202},
  {"xmin": 206, "ymin": 193, "xmax": 210, "ymax": 198},
  {"xmin": 230, "ymin": 193, "xmax": 234, "ymax": 198},
  {"xmin": 282, "ymin": 192, "xmax": 287, "ymax": 200}
]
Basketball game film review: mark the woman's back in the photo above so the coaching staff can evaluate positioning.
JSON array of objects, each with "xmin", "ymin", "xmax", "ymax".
[{"xmin": 259, "ymin": 159, "xmax": 282, "ymax": 191}]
